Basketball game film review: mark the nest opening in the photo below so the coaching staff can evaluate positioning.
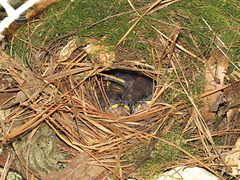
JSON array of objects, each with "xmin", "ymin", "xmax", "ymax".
[{"xmin": 95, "ymin": 69, "xmax": 154, "ymax": 116}]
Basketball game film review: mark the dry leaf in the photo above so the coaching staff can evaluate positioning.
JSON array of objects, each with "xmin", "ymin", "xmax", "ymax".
[
  {"xmin": 202, "ymin": 49, "xmax": 229, "ymax": 120},
  {"xmin": 225, "ymin": 137, "xmax": 240, "ymax": 176},
  {"xmin": 43, "ymin": 153, "xmax": 106, "ymax": 180},
  {"xmin": 83, "ymin": 38, "xmax": 115, "ymax": 66},
  {"xmin": 58, "ymin": 38, "xmax": 78, "ymax": 62},
  {"xmin": 26, "ymin": 0, "xmax": 62, "ymax": 19}
]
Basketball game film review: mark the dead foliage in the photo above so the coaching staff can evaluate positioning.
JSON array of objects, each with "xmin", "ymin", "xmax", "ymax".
[{"xmin": 0, "ymin": 0, "xmax": 239, "ymax": 179}]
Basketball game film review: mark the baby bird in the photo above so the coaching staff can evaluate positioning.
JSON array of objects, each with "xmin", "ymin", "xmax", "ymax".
[
  {"xmin": 97, "ymin": 80, "xmax": 130, "ymax": 116},
  {"xmin": 102, "ymin": 69, "xmax": 153, "ymax": 114},
  {"xmin": 132, "ymin": 94, "xmax": 152, "ymax": 113}
]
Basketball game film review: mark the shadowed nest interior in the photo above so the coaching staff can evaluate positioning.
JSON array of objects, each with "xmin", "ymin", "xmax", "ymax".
[{"xmin": 96, "ymin": 69, "xmax": 154, "ymax": 115}]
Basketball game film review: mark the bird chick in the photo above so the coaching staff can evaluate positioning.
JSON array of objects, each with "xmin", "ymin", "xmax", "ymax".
[
  {"xmin": 132, "ymin": 94, "xmax": 152, "ymax": 113},
  {"xmin": 102, "ymin": 69, "xmax": 153, "ymax": 113},
  {"xmin": 97, "ymin": 81, "xmax": 130, "ymax": 116},
  {"xmin": 108, "ymin": 103, "xmax": 130, "ymax": 116}
]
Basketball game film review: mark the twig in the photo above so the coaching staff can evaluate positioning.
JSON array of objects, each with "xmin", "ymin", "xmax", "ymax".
[
  {"xmin": 115, "ymin": 0, "xmax": 164, "ymax": 48},
  {"xmin": 0, "ymin": 152, "xmax": 14, "ymax": 180}
]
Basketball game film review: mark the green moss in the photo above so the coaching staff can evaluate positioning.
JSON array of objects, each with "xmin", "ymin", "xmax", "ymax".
[
  {"xmin": 39, "ymin": 0, "xmax": 137, "ymax": 43},
  {"xmin": 145, "ymin": 0, "xmax": 239, "ymax": 68},
  {"xmin": 9, "ymin": 0, "xmax": 239, "ymax": 70},
  {"xmin": 139, "ymin": 126, "xmax": 196, "ymax": 178},
  {"xmin": 121, "ymin": 125, "xmax": 197, "ymax": 179},
  {"xmin": 6, "ymin": 1, "xmax": 239, "ymax": 178}
]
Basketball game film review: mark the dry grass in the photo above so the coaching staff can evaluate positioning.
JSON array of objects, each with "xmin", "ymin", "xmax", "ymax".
[
  {"xmin": 0, "ymin": 0, "xmax": 239, "ymax": 179},
  {"xmin": 0, "ymin": 31, "xmax": 222, "ymax": 179}
]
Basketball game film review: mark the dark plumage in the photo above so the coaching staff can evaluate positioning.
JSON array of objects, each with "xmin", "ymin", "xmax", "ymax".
[
  {"xmin": 132, "ymin": 94, "xmax": 152, "ymax": 113},
  {"xmin": 97, "ymin": 82, "xmax": 130, "ymax": 116},
  {"xmin": 98, "ymin": 69, "xmax": 153, "ymax": 115}
]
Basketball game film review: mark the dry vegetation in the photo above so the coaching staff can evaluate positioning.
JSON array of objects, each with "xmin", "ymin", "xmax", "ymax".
[{"xmin": 0, "ymin": 0, "xmax": 239, "ymax": 179}]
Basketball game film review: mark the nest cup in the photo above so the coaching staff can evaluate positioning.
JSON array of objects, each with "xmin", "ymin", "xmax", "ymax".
[{"xmin": 76, "ymin": 66, "xmax": 165, "ymax": 147}]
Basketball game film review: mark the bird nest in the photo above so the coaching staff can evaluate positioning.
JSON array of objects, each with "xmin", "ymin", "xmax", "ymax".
[{"xmin": 0, "ymin": 33, "xmax": 182, "ymax": 178}]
